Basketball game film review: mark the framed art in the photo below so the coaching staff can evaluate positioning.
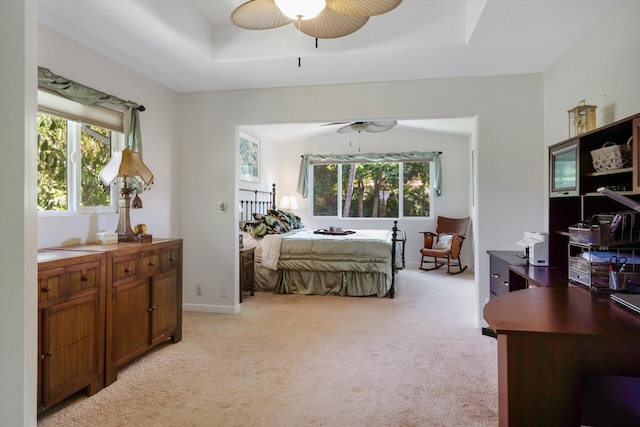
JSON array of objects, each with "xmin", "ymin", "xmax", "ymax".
[{"xmin": 239, "ymin": 132, "xmax": 260, "ymax": 183}]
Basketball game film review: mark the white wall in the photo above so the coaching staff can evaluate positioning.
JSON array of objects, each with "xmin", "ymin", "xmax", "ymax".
[
  {"xmin": 259, "ymin": 126, "xmax": 472, "ymax": 267},
  {"xmin": 544, "ymin": 0, "xmax": 640, "ymax": 148},
  {"xmin": 0, "ymin": 1, "xmax": 38, "ymax": 424},
  {"xmin": 179, "ymin": 74, "xmax": 545, "ymax": 326},
  {"xmin": 36, "ymin": 27, "xmax": 181, "ymax": 248}
]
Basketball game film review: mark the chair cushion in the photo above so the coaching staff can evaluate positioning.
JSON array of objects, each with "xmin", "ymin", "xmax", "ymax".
[
  {"xmin": 434, "ymin": 233, "xmax": 453, "ymax": 251},
  {"xmin": 421, "ymin": 248, "xmax": 448, "ymax": 257}
]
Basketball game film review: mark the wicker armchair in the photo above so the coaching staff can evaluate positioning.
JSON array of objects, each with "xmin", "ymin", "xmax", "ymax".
[{"xmin": 419, "ymin": 216, "xmax": 470, "ymax": 275}]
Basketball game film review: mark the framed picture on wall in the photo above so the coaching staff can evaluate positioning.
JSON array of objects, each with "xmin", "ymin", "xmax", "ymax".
[{"xmin": 239, "ymin": 132, "xmax": 260, "ymax": 183}]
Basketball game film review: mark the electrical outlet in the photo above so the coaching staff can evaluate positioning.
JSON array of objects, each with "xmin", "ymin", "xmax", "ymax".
[
  {"xmin": 196, "ymin": 285, "xmax": 202, "ymax": 296},
  {"xmin": 220, "ymin": 286, "xmax": 228, "ymax": 299}
]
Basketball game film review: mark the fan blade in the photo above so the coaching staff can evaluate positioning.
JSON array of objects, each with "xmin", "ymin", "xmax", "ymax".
[
  {"xmin": 232, "ymin": 0, "xmax": 291, "ymax": 30},
  {"xmin": 327, "ymin": 0, "xmax": 402, "ymax": 17},
  {"xmin": 365, "ymin": 121, "xmax": 397, "ymax": 132},
  {"xmin": 369, "ymin": 120, "xmax": 397, "ymax": 128},
  {"xmin": 320, "ymin": 121, "xmax": 350, "ymax": 126},
  {"xmin": 294, "ymin": 7, "xmax": 368, "ymax": 39},
  {"xmin": 337, "ymin": 124, "xmax": 357, "ymax": 133},
  {"xmin": 364, "ymin": 125, "xmax": 394, "ymax": 133}
]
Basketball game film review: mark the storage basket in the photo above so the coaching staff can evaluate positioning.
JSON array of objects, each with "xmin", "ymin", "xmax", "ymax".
[{"xmin": 590, "ymin": 137, "xmax": 632, "ymax": 172}]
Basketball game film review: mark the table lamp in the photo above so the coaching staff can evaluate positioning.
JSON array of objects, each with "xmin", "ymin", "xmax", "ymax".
[
  {"xmin": 99, "ymin": 147, "xmax": 153, "ymax": 242},
  {"xmin": 279, "ymin": 195, "xmax": 299, "ymax": 211}
]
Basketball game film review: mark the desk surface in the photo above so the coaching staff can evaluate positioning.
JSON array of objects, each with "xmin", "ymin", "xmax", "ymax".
[{"xmin": 484, "ymin": 286, "xmax": 640, "ymax": 336}]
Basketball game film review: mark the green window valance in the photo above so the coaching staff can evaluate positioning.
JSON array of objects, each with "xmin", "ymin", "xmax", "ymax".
[
  {"xmin": 37, "ymin": 66, "xmax": 146, "ymax": 156},
  {"xmin": 297, "ymin": 151, "xmax": 442, "ymax": 198}
]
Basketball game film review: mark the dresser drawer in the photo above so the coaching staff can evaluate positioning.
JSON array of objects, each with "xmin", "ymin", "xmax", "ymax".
[
  {"xmin": 112, "ymin": 254, "xmax": 139, "ymax": 284},
  {"xmin": 160, "ymin": 246, "xmax": 181, "ymax": 271},
  {"xmin": 38, "ymin": 267, "xmax": 66, "ymax": 303},
  {"xmin": 240, "ymin": 249, "xmax": 254, "ymax": 264},
  {"xmin": 66, "ymin": 260, "xmax": 102, "ymax": 295},
  {"xmin": 139, "ymin": 250, "xmax": 161, "ymax": 276}
]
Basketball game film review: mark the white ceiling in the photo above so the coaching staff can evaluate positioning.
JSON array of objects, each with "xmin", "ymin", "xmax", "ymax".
[{"xmin": 38, "ymin": 0, "xmax": 623, "ymax": 140}]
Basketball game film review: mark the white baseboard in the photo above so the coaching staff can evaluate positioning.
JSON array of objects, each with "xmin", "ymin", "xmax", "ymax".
[{"xmin": 183, "ymin": 303, "xmax": 240, "ymax": 314}]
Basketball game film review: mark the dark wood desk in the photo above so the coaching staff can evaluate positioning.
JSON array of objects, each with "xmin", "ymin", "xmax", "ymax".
[{"xmin": 484, "ymin": 286, "xmax": 640, "ymax": 426}]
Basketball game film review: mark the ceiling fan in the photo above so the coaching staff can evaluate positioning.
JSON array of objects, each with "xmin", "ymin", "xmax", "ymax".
[
  {"xmin": 323, "ymin": 120, "xmax": 398, "ymax": 133},
  {"xmin": 231, "ymin": 0, "xmax": 403, "ymax": 39}
]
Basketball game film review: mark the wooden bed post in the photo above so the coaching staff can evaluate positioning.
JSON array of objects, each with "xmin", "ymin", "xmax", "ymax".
[{"xmin": 271, "ymin": 183, "xmax": 277, "ymax": 210}]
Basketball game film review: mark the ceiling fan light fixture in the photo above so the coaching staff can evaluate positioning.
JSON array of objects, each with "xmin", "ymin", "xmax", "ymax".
[{"xmin": 274, "ymin": 0, "xmax": 326, "ymax": 20}]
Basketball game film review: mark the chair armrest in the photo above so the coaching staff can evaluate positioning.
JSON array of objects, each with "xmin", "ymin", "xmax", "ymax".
[
  {"xmin": 450, "ymin": 234, "xmax": 466, "ymax": 258},
  {"xmin": 420, "ymin": 231, "xmax": 437, "ymax": 249}
]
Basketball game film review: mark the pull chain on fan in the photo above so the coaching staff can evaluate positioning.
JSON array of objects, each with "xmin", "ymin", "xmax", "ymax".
[{"xmin": 347, "ymin": 131, "xmax": 362, "ymax": 152}]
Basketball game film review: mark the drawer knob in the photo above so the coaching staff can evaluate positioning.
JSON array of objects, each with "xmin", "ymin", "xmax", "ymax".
[
  {"xmin": 502, "ymin": 281, "xmax": 509, "ymax": 287},
  {"xmin": 81, "ymin": 276, "xmax": 88, "ymax": 282},
  {"xmin": 39, "ymin": 354, "xmax": 45, "ymax": 361},
  {"xmin": 124, "ymin": 268, "xmax": 130, "ymax": 273},
  {"xmin": 169, "ymin": 257, "xmax": 175, "ymax": 262},
  {"xmin": 148, "ymin": 306, "xmax": 156, "ymax": 312},
  {"xmin": 149, "ymin": 262, "xmax": 155, "ymax": 266},
  {"xmin": 41, "ymin": 287, "xmax": 50, "ymax": 293},
  {"xmin": 492, "ymin": 273, "xmax": 500, "ymax": 278},
  {"xmin": 46, "ymin": 351, "xmax": 53, "ymax": 357}
]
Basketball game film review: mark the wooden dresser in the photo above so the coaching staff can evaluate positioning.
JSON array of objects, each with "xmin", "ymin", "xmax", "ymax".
[{"xmin": 38, "ymin": 238, "xmax": 183, "ymax": 413}]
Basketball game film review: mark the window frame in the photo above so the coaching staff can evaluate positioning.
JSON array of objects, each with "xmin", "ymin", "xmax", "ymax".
[
  {"xmin": 309, "ymin": 159, "xmax": 434, "ymax": 220},
  {"xmin": 36, "ymin": 109, "xmax": 124, "ymax": 216}
]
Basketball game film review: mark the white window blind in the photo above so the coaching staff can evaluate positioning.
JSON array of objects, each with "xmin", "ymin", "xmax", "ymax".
[{"xmin": 37, "ymin": 89, "xmax": 124, "ymax": 132}]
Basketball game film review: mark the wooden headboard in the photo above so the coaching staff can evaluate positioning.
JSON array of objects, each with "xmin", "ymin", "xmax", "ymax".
[{"xmin": 239, "ymin": 183, "xmax": 276, "ymax": 222}]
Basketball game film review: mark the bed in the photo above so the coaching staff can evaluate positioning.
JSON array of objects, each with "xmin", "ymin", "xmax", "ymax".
[{"xmin": 240, "ymin": 185, "xmax": 401, "ymax": 298}]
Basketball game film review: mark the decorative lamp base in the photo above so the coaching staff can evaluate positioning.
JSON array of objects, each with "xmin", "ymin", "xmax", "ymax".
[
  {"xmin": 118, "ymin": 232, "xmax": 138, "ymax": 242},
  {"xmin": 115, "ymin": 188, "xmax": 137, "ymax": 242}
]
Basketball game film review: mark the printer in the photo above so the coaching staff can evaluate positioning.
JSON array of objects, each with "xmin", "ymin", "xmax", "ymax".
[{"xmin": 516, "ymin": 231, "xmax": 549, "ymax": 266}]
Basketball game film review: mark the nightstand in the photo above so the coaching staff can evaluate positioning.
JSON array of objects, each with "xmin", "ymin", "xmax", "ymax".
[{"xmin": 239, "ymin": 246, "xmax": 255, "ymax": 303}]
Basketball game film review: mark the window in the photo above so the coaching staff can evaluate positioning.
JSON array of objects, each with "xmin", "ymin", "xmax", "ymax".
[
  {"xmin": 37, "ymin": 112, "xmax": 123, "ymax": 213},
  {"xmin": 37, "ymin": 89, "xmax": 125, "ymax": 213},
  {"xmin": 312, "ymin": 160, "xmax": 432, "ymax": 218}
]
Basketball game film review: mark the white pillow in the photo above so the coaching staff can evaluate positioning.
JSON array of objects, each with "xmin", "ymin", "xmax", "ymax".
[{"xmin": 434, "ymin": 233, "xmax": 453, "ymax": 250}]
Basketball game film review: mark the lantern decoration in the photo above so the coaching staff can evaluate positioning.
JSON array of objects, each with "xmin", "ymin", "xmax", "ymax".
[{"xmin": 568, "ymin": 100, "xmax": 597, "ymax": 138}]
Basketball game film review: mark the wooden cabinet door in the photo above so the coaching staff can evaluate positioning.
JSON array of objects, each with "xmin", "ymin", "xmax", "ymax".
[
  {"xmin": 41, "ymin": 293, "xmax": 100, "ymax": 410},
  {"xmin": 150, "ymin": 269, "xmax": 178, "ymax": 346},
  {"xmin": 111, "ymin": 278, "xmax": 150, "ymax": 367}
]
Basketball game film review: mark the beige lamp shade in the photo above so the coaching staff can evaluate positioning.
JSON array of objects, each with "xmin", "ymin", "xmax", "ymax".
[
  {"xmin": 99, "ymin": 147, "xmax": 154, "ymax": 186},
  {"xmin": 279, "ymin": 195, "xmax": 299, "ymax": 210}
]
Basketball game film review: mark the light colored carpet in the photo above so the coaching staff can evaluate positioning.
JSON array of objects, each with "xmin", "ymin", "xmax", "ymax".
[{"xmin": 38, "ymin": 267, "xmax": 498, "ymax": 427}]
